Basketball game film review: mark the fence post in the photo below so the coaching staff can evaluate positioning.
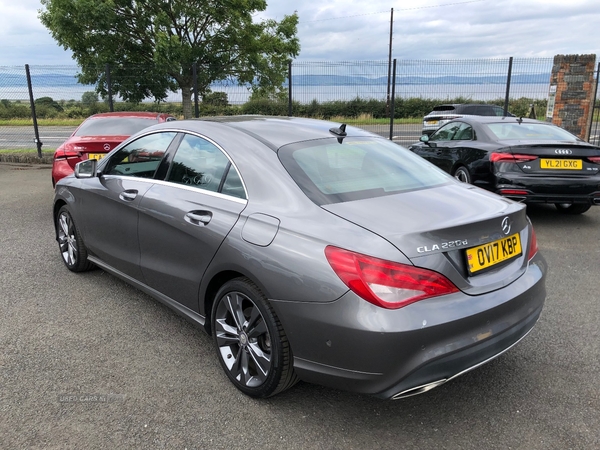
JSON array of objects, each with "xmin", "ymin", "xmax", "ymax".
[
  {"xmin": 288, "ymin": 60, "xmax": 293, "ymax": 117},
  {"xmin": 386, "ymin": 8, "xmax": 394, "ymax": 117},
  {"xmin": 25, "ymin": 64, "xmax": 43, "ymax": 158},
  {"xmin": 389, "ymin": 59, "xmax": 397, "ymax": 141},
  {"xmin": 105, "ymin": 64, "xmax": 114, "ymax": 112},
  {"xmin": 193, "ymin": 62, "xmax": 199, "ymax": 118},
  {"xmin": 503, "ymin": 57, "xmax": 513, "ymax": 116}
]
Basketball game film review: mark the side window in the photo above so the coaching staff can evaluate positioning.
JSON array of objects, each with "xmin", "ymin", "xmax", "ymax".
[
  {"xmin": 221, "ymin": 166, "xmax": 246, "ymax": 199},
  {"xmin": 430, "ymin": 123, "xmax": 461, "ymax": 141},
  {"xmin": 103, "ymin": 132, "xmax": 176, "ymax": 178},
  {"xmin": 452, "ymin": 123, "xmax": 474, "ymax": 140},
  {"xmin": 473, "ymin": 105, "xmax": 491, "ymax": 116},
  {"xmin": 167, "ymin": 134, "xmax": 230, "ymax": 194},
  {"xmin": 492, "ymin": 106, "xmax": 506, "ymax": 116}
]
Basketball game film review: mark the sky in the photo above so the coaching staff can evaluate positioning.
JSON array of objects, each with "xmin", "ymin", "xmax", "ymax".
[{"xmin": 0, "ymin": 0, "xmax": 599, "ymax": 66}]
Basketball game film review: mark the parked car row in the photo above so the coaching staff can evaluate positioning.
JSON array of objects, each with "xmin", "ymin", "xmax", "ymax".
[{"xmin": 50, "ymin": 108, "xmax": 597, "ymax": 401}]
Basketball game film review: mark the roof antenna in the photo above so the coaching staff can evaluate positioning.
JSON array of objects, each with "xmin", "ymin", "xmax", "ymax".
[
  {"xmin": 329, "ymin": 123, "xmax": 347, "ymax": 136},
  {"xmin": 329, "ymin": 123, "xmax": 347, "ymax": 143}
]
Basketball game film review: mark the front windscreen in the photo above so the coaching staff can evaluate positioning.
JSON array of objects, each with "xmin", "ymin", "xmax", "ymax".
[
  {"xmin": 278, "ymin": 137, "xmax": 450, "ymax": 205},
  {"xmin": 75, "ymin": 117, "xmax": 157, "ymax": 136},
  {"xmin": 486, "ymin": 122, "xmax": 580, "ymax": 141}
]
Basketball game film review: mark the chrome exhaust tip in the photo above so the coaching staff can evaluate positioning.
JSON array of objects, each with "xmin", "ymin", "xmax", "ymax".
[
  {"xmin": 593, "ymin": 198, "xmax": 600, "ymax": 205},
  {"xmin": 391, "ymin": 379, "xmax": 448, "ymax": 400}
]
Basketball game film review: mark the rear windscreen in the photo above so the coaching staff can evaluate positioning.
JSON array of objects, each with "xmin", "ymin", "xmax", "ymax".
[
  {"xmin": 486, "ymin": 123, "xmax": 580, "ymax": 141},
  {"xmin": 75, "ymin": 117, "xmax": 157, "ymax": 136},
  {"xmin": 432, "ymin": 105, "xmax": 456, "ymax": 112},
  {"xmin": 278, "ymin": 137, "xmax": 450, "ymax": 205}
]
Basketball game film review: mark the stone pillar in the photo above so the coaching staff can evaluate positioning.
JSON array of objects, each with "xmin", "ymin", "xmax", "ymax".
[{"xmin": 545, "ymin": 54, "xmax": 597, "ymax": 140}]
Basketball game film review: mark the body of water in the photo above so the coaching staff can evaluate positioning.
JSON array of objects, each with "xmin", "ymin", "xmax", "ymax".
[{"xmin": 0, "ymin": 83, "xmax": 551, "ymax": 104}]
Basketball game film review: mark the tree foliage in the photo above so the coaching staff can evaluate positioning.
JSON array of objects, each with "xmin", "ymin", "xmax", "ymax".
[
  {"xmin": 39, "ymin": 0, "xmax": 300, "ymax": 117},
  {"xmin": 81, "ymin": 91, "xmax": 98, "ymax": 107},
  {"xmin": 35, "ymin": 96, "xmax": 64, "ymax": 111}
]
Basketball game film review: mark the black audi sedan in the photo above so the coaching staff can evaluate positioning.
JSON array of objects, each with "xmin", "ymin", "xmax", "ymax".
[{"xmin": 409, "ymin": 116, "xmax": 600, "ymax": 214}]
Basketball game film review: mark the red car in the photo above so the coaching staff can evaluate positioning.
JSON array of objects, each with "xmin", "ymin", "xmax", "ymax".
[{"xmin": 52, "ymin": 112, "xmax": 176, "ymax": 186}]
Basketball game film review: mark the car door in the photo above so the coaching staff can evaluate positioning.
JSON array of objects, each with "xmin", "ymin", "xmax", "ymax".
[
  {"xmin": 137, "ymin": 133, "xmax": 247, "ymax": 311},
  {"xmin": 424, "ymin": 122, "xmax": 464, "ymax": 173},
  {"xmin": 77, "ymin": 131, "xmax": 178, "ymax": 280}
]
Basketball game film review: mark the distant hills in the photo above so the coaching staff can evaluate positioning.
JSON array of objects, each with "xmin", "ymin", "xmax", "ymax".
[
  {"xmin": 287, "ymin": 74, "xmax": 549, "ymax": 86},
  {"xmin": 0, "ymin": 71, "xmax": 549, "ymax": 89},
  {"xmin": 0, "ymin": 72, "xmax": 91, "ymax": 88}
]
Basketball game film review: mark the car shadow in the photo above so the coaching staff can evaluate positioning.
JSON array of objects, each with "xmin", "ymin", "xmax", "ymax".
[{"xmin": 524, "ymin": 203, "xmax": 600, "ymax": 227}]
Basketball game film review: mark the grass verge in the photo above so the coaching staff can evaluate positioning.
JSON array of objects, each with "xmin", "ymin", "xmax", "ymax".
[
  {"xmin": 0, "ymin": 149, "xmax": 53, "ymax": 154},
  {"xmin": 0, "ymin": 118, "xmax": 83, "ymax": 126}
]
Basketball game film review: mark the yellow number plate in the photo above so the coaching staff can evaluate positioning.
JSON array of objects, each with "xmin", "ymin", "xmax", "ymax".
[
  {"xmin": 426, "ymin": 120, "xmax": 439, "ymax": 125},
  {"xmin": 88, "ymin": 153, "xmax": 106, "ymax": 161},
  {"xmin": 466, "ymin": 233, "xmax": 522, "ymax": 274},
  {"xmin": 540, "ymin": 158, "xmax": 582, "ymax": 170}
]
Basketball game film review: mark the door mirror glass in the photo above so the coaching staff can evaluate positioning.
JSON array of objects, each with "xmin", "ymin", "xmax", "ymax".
[{"xmin": 74, "ymin": 159, "xmax": 97, "ymax": 179}]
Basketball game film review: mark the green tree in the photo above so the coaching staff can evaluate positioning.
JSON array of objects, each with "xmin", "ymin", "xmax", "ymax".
[
  {"xmin": 39, "ymin": 0, "xmax": 300, "ymax": 118},
  {"xmin": 202, "ymin": 91, "xmax": 229, "ymax": 107},
  {"xmin": 81, "ymin": 91, "xmax": 98, "ymax": 108},
  {"xmin": 35, "ymin": 96, "xmax": 64, "ymax": 112}
]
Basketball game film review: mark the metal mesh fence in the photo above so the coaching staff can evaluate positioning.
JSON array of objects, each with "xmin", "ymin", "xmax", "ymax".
[
  {"xmin": 0, "ymin": 66, "xmax": 34, "ymax": 151},
  {"xmin": 0, "ymin": 58, "xmax": 597, "ymax": 151},
  {"xmin": 392, "ymin": 58, "xmax": 552, "ymax": 100},
  {"xmin": 289, "ymin": 58, "xmax": 556, "ymax": 143},
  {"xmin": 290, "ymin": 61, "xmax": 390, "ymax": 104}
]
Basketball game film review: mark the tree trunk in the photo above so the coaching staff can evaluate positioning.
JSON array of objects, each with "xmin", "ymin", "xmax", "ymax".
[{"xmin": 181, "ymin": 84, "xmax": 193, "ymax": 119}]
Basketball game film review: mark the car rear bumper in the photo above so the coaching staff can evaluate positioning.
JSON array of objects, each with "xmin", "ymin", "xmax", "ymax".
[
  {"xmin": 270, "ymin": 253, "xmax": 546, "ymax": 399},
  {"xmin": 52, "ymin": 159, "xmax": 78, "ymax": 185},
  {"xmin": 496, "ymin": 173, "xmax": 600, "ymax": 204}
]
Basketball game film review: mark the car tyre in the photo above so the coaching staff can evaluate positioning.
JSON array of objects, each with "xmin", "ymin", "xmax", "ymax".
[
  {"xmin": 554, "ymin": 203, "xmax": 592, "ymax": 215},
  {"xmin": 56, "ymin": 206, "xmax": 94, "ymax": 272},
  {"xmin": 211, "ymin": 278, "xmax": 298, "ymax": 398},
  {"xmin": 453, "ymin": 166, "xmax": 472, "ymax": 184}
]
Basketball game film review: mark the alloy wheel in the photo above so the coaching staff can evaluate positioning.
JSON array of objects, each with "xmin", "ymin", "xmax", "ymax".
[
  {"xmin": 57, "ymin": 211, "xmax": 78, "ymax": 267},
  {"xmin": 213, "ymin": 291, "xmax": 272, "ymax": 388},
  {"xmin": 454, "ymin": 167, "xmax": 471, "ymax": 183}
]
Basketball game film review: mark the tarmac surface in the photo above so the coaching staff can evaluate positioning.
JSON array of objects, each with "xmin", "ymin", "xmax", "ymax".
[
  {"xmin": 0, "ymin": 123, "xmax": 422, "ymax": 152},
  {"xmin": 0, "ymin": 162, "xmax": 599, "ymax": 449}
]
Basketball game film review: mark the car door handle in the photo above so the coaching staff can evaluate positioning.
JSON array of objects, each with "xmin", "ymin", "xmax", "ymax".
[
  {"xmin": 119, "ymin": 190, "xmax": 138, "ymax": 201},
  {"xmin": 185, "ymin": 211, "xmax": 213, "ymax": 226}
]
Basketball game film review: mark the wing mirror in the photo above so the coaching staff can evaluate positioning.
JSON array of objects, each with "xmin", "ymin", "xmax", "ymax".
[
  {"xmin": 420, "ymin": 134, "xmax": 435, "ymax": 147},
  {"xmin": 74, "ymin": 159, "xmax": 98, "ymax": 179}
]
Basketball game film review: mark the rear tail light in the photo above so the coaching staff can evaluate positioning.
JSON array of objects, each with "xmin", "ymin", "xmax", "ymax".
[
  {"xmin": 325, "ymin": 246, "xmax": 459, "ymax": 309},
  {"xmin": 54, "ymin": 145, "xmax": 82, "ymax": 169},
  {"xmin": 528, "ymin": 225, "xmax": 539, "ymax": 261},
  {"xmin": 54, "ymin": 148, "xmax": 80, "ymax": 161},
  {"xmin": 498, "ymin": 189, "xmax": 530, "ymax": 196},
  {"xmin": 425, "ymin": 115, "xmax": 461, "ymax": 122},
  {"xmin": 490, "ymin": 153, "xmax": 538, "ymax": 163},
  {"xmin": 587, "ymin": 156, "xmax": 600, "ymax": 164}
]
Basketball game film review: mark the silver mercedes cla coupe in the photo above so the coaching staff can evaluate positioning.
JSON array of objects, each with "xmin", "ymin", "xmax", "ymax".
[{"xmin": 53, "ymin": 116, "xmax": 546, "ymax": 399}]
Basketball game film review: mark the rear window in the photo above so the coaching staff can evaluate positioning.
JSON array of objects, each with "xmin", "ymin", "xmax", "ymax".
[
  {"xmin": 432, "ymin": 105, "xmax": 457, "ymax": 112},
  {"xmin": 486, "ymin": 123, "xmax": 579, "ymax": 141},
  {"xmin": 75, "ymin": 117, "xmax": 157, "ymax": 136},
  {"xmin": 278, "ymin": 137, "xmax": 450, "ymax": 205}
]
